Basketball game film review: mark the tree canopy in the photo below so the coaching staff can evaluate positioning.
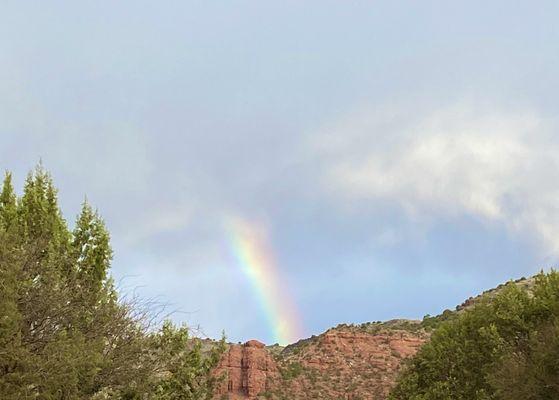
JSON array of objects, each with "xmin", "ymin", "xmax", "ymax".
[
  {"xmin": 0, "ymin": 167, "xmax": 224, "ymax": 400},
  {"xmin": 390, "ymin": 271, "xmax": 559, "ymax": 400}
]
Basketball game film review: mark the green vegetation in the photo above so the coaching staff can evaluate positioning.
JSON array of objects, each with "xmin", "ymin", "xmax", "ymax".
[
  {"xmin": 279, "ymin": 362, "xmax": 304, "ymax": 380},
  {"xmin": 0, "ymin": 167, "xmax": 224, "ymax": 400},
  {"xmin": 390, "ymin": 271, "xmax": 559, "ymax": 400},
  {"xmin": 358, "ymin": 319, "xmax": 425, "ymax": 334},
  {"xmin": 419, "ymin": 309, "xmax": 456, "ymax": 331}
]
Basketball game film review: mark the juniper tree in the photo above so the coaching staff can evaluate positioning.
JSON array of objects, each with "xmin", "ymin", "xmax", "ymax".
[
  {"xmin": 0, "ymin": 167, "xmax": 224, "ymax": 400},
  {"xmin": 390, "ymin": 271, "xmax": 559, "ymax": 400}
]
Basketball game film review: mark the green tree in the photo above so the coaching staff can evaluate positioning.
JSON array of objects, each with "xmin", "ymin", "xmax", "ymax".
[
  {"xmin": 149, "ymin": 321, "xmax": 226, "ymax": 400},
  {"xmin": 390, "ymin": 271, "xmax": 559, "ymax": 400},
  {"xmin": 0, "ymin": 166, "xmax": 224, "ymax": 400},
  {"xmin": 72, "ymin": 201, "xmax": 112, "ymax": 292},
  {"xmin": 0, "ymin": 172, "xmax": 17, "ymax": 229}
]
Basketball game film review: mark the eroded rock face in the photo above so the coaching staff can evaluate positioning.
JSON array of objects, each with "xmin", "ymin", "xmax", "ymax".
[
  {"xmin": 277, "ymin": 328, "xmax": 427, "ymax": 399},
  {"xmin": 214, "ymin": 340, "xmax": 279, "ymax": 399},
  {"xmin": 213, "ymin": 323, "xmax": 428, "ymax": 400}
]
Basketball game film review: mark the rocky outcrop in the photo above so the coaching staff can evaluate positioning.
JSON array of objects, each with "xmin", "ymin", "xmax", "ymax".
[
  {"xmin": 214, "ymin": 340, "xmax": 279, "ymax": 399},
  {"xmin": 211, "ymin": 279, "xmax": 540, "ymax": 399},
  {"xmin": 213, "ymin": 322, "xmax": 428, "ymax": 400},
  {"xmin": 274, "ymin": 325, "xmax": 428, "ymax": 399}
]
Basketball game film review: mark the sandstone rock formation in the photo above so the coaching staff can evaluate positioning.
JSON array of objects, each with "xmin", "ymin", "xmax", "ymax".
[
  {"xmin": 213, "ymin": 320, "xmax": 428, "ymax": 400},
  {"xmin": 214, "ymin": 339, "xmax": 279, "ymax": 399}
]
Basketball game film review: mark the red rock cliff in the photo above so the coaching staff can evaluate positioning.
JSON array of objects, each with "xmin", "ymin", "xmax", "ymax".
[
  {"xmin": 213, "ymin": 322, "xmax": 428, "ymax": 400},
  {"xmin": 214, "ymin": 340, "xmax": 279, "ymax": 399}
]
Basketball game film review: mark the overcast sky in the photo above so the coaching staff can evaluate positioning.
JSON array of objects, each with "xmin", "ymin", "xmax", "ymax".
[{"xmin": 2, "ymin": 1, "xmax": 559, "ymax": 344}]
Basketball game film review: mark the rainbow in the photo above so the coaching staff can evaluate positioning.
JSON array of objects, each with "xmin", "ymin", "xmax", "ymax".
[{"xmin": 227, "ymin": 217, "xmax": 304, "ymax": 345}]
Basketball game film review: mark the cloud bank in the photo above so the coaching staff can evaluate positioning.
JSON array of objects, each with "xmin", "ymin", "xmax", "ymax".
[{"xmin": 314, "ymin": 100, "xmax": 559, "ymax": 256}]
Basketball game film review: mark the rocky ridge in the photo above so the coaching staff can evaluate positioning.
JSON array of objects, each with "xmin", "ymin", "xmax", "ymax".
[
  {"xmin": 212, "ymin": 276, "xmax": 537, "ymax": 400},
  {"xmin": 213, "ymin": 320, "xmax": 429, "ymax": 400}
]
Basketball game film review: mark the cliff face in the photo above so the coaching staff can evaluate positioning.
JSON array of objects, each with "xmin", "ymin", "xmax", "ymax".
[
  {"xmin": 214, "ymin": 321, "xmax": 428, "ymax": 400},
  {"xmin": 214, "ymin": 340, "xmax": 279, "ymax": 399}
]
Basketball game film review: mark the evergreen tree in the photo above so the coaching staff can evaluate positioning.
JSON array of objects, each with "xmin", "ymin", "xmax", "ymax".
[
  {"xmin": 0, "ymin": 166, "xmax": 224, "ymax": 400},
  {"xmin": 390, "ymin": 271, "xmax": 559, "ymax": 400},
  {"xmin": 0, "ymin": 172, "xmax": 17, "ymax": 229}
]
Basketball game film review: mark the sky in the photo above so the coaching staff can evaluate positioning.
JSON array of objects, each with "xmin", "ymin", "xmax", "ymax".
[{"xmin": 2, "ymin": 1, "xmax": 559, "ymax": 344}]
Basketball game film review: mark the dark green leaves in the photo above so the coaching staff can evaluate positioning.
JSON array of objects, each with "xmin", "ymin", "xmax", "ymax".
[
  {"xmin": 0, "ymin": 167, "xmax": 224, "ymax": 400},
  {"xmin": 390, "ymin": 272, "xmax": 559, "ymax": 400}
]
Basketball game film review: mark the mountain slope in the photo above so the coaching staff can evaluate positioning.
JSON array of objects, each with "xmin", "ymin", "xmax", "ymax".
[
  {"xmin": 212, "ymin": 275, "xmax": 539, "ymax": 400},
  {"xmin": 214, "ymin": 321, "xmax": 429, "ymax": 399}
]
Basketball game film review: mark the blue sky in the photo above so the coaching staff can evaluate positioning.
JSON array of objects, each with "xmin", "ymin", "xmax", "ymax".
[{"xmin": 2, "ymin": 1, "xmax": 559, "ymax": 344}]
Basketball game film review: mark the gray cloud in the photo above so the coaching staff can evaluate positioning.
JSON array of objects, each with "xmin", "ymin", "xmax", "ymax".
[
  {"xmin": 2, "ymin": 0, "xmax": 559, "ymax": 342},
  {"xmin": 312, "ymin": 99, "xmax": 559, "ymax": 255}
]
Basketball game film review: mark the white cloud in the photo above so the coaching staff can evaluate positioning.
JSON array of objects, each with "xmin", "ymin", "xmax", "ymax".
[{"xmin": 313, "ymin": 100, "xmax": 559, "ymax": 255}]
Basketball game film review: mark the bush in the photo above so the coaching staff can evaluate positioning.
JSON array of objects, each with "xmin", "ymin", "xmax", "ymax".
[{"xmin": 390, "ymin": 271, "xmax": 559, "ymax": 400}]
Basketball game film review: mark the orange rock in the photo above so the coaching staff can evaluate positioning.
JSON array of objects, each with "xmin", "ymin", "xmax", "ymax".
[
  {"xmin": 214, "ymin": 340, "xmax": 279, "ymax": 399},
  {"xmin": 213, "ymin": 324, "xmax": 428, "ymax": 400}
]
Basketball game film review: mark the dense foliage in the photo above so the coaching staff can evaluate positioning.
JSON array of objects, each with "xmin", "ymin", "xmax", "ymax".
[
  {"xmin": 390, "ymin": 271, "xmax": 559, "ymax": 400},
  {"xmin": 0, "ymin": 167, "xmax": 224, "ymax": 400}
]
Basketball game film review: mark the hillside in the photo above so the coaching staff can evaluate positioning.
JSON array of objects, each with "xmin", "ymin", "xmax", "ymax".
[
  {"xmin": 389, "ymin": 272, "xmax": 559, "ymax": 400},
  {"xmin": 213, "ymin": 320, "xmax": 429, "ymax": 400},
  {"xmin": 212, "ymin": 276, "xmax": 540, "ymax": 400}
]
